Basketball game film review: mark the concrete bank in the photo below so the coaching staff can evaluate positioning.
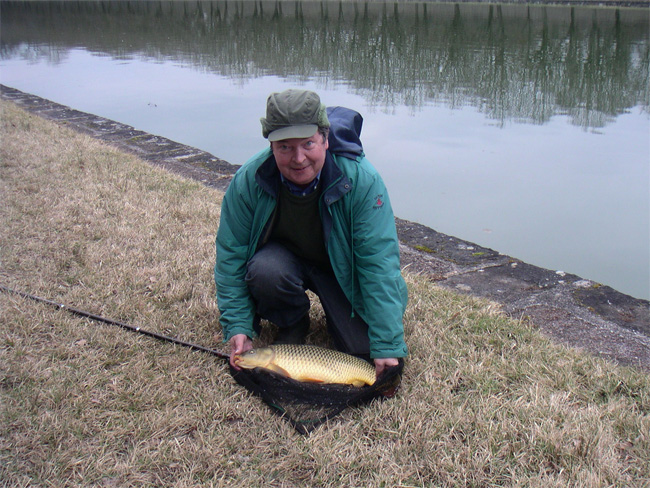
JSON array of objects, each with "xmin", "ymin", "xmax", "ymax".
[{"xmin": 2, "ymin": 84, "xmax": 648, "ymax": 372}]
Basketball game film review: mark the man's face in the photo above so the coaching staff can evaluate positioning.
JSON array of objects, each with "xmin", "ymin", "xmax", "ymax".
[{"xmin": 271, "ymin": 132, "xmax": 329, "ymax": 188}]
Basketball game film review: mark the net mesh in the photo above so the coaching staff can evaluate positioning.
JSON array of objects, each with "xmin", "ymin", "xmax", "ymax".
[{"xmin": 229, "ymin": 360, "xmax": 404, "ymax": 434}]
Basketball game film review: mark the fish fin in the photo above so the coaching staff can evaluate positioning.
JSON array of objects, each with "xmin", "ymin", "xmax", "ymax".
[
  {"xmin": 266, "ymin": 364, "xmax": 291, "ymax": 377},
  {"xmin": 301, "ymin": 377, "xmax": 325, "ymax": 383}
]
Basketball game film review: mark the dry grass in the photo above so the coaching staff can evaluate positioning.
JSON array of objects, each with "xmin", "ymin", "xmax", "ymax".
[{"xmin": 1, "ymin": 99, "xmax": 648, "ymax": 487}]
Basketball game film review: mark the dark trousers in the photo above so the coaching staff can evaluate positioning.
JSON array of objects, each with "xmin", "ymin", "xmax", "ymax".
[{"xmin": 245, "ymin": 241, "xmax": 370, "ymax": 358}]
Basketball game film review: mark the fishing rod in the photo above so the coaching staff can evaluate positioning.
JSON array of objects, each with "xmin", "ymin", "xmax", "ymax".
[
  {"xmin": 2, "ymin": 285, "xmax": 405, "ymax": 434},
  {"xmin": 0, "ymin": 285, "xmax": 229, "ymax": 360}
]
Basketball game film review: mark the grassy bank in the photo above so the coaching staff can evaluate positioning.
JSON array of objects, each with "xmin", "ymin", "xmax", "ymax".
[{"xmin": 1, "ymin": 99, "xmax": 649, "ymax": 487}]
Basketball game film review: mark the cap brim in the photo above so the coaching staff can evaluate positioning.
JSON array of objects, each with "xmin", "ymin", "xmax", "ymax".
[{"xmin": 268, "ymin": 124, "xmax": 318, "ymax": 142}]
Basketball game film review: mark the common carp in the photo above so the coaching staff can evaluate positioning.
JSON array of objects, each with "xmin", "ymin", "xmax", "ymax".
[{"xmin": 233, "ymin": 344, "xmax": 376, "ymax": 387}]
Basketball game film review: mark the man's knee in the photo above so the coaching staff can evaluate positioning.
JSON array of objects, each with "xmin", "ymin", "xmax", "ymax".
[
  {"xmin": 246, "ymin": 257, "xmax": 298, "ymax": 289},
  {"xmin": 245, "ymin": 244, "xmax": 305, "ymax": 300}
]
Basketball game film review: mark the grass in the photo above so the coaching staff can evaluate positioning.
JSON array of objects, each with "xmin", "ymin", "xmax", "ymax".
[{"xmin": 1, "ymin": 99, "xmax": 649, "ymax": 487}]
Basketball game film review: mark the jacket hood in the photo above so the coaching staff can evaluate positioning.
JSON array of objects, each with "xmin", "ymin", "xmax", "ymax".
[{"xmin": 326, "ymin": 106, "xmax": 364, "ymax": 160}]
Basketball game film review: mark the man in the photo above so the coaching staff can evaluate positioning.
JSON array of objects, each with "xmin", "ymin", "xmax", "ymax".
[{"xmin": 215, "ymin": 89, "xmax": 408, "ymax": 378}]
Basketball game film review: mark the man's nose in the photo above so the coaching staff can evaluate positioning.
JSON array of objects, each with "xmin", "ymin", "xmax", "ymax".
[{"xmin": 292, "ymin": 146, "xmax": 306, "ymax": 163}]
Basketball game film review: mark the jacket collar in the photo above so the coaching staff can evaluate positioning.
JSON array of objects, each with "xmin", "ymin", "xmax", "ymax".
[
  {"xmin": 255, "ymin": 150, "xmax": 352, "ymax": 205},
  {"xmin": 320, "ymin": 151, "xmax": 352, "ymax": 207},
  {"xmin": 254, "ymin": 151, "xmax": 281, "ymax": 197}
]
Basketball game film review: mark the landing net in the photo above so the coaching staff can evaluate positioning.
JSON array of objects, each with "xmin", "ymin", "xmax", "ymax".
[{"xmin": 229, "ymin": 360, "xmax": 404, "ymax": 434}]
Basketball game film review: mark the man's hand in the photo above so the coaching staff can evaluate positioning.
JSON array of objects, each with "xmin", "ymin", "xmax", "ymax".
[
  {"xmin": 229, "ymin": 334, "xmax": 253, "ymax": 369},
  {"xmin": 374, "ymin": 357, "xmax": 399, "ymax": 378}
]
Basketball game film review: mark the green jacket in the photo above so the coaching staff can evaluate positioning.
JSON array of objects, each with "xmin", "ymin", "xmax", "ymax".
[{"xmin": 215, "ymin": 139, "xmax": 408, "ymax": 359}]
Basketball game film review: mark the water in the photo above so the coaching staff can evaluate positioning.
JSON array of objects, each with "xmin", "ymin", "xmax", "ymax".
[{"xmin": 1, "ymin": 1, "xmax": 649, "ymax": 300}]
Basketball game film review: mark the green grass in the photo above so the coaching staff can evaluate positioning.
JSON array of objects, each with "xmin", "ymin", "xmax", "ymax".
[{"xmin": 1, "ymin": 100, "xmax": 648, "ymax": 487}]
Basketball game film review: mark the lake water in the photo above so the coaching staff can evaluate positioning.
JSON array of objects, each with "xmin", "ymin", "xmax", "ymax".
[{"xmin": 1, "ymin": 1, "xmax": 649, "ymax": 300}]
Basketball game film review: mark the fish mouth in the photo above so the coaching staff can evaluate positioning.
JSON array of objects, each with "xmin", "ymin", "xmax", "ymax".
[{"xmin": 232, "ymin": 355, "xmax": 242, "ymax": 366}]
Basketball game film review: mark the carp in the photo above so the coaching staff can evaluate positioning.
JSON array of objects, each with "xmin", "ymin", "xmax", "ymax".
[{"xmin": 233, "ymin": 344, "xmax": 376, "ymax": 387}]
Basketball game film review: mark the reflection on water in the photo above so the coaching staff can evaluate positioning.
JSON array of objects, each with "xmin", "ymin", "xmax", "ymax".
[
  {"xmin": 2, "ymin": 1, "xmax": 648, "ymax": 128},
  {"xmin": 1, "ymin": 1, "xmax": 649, "ymax": 299}
]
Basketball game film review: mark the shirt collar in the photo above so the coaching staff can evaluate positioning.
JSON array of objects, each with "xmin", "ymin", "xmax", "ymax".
[{"xmin": 280, "ymin": 171, "xmax": 321, "ymax": 196}]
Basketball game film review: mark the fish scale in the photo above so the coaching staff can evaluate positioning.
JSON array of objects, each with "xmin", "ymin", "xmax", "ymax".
[{"xmin": 234, "ymin": 344, "xmax": 376, "ymax": 387}]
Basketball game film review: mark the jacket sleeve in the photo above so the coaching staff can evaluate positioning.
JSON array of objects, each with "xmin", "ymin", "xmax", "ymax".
[
  {"xmin": 350, "ymin": 162, "xmax": 409, "ymax": 359},
  {"xmin": 214, "ymin": 169, "xmax": 259, "ymax": 341}
]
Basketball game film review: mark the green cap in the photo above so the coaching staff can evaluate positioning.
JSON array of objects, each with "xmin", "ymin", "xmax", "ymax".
[{"xmin": 261, "ymin": 89, "xmax": 330, "ymax": 141}]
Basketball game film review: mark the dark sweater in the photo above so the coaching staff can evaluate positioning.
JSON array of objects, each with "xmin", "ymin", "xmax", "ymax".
[{"xmin": 270, "ymin": 183, "xmax": 330, "ymax": 269}]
